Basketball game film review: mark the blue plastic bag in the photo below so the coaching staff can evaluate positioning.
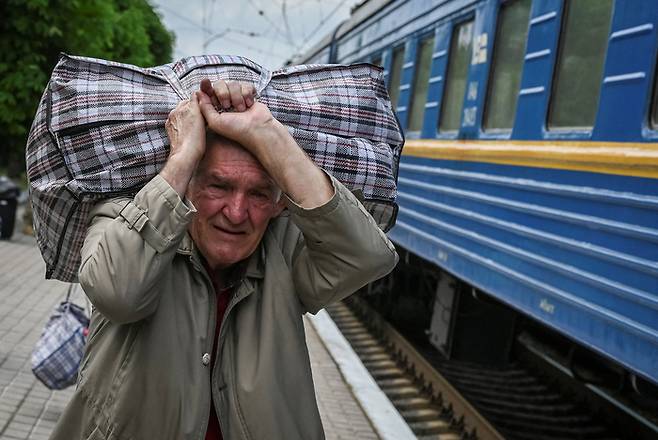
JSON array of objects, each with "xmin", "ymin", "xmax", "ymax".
[{"xmin": 31, "ymin": 285, "xmax": 89, "ymax": 390}]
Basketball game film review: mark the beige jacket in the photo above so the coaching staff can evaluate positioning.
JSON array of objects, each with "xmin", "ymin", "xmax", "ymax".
[{"xmin": 49, "ymin": 174, "xmax": 398, "ymax": 440}]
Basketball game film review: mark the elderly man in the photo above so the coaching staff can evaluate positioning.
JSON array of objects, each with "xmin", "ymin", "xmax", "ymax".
[{"xmin": 49, "ymin": 79, "xmax": 398, "ymax": 440}]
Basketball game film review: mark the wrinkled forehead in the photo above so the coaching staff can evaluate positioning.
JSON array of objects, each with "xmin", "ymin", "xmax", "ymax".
[{"xmin": 197, "ymin": 136, "xmax": 275, "ymax": 187}]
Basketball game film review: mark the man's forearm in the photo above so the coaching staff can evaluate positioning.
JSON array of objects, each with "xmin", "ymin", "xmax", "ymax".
[
  {"xmin": 159, "ymin": 153, "xmax": 198, "ymax": 198},
  {"xmin": 288, "ymin": 175, "xmax": 398, "ymax": 313},
  {"xmin": 79, "ymin": 175, "xmax": 195, "ymax": 323},
  {"xmin": 161, "ymin": 93, "xmax": 207, "ymax": 198},
  {"xmin": 250, "ymin": 120, "xmax": 334, "ymax": 209},
  {"xmin": 197, "ymin": 86, "xmax": 333, "ymax": 208}
]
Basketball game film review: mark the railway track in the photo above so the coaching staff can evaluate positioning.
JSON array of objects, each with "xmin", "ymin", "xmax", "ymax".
[
  {"xmin": 326, "ymin": 299, "xmax": 503, "ymax": 440},
  {"xmin": 326, "ymin": 296, "xmax": 621, "ymax": 440}
]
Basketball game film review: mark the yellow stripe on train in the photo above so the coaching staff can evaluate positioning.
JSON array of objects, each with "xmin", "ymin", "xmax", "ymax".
[{"xmin": 403, "ymin": 139, "xmax": 658, "ymax": 179}]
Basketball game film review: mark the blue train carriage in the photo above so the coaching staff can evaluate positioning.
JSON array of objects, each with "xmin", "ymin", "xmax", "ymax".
[{"xmin": 300, "ymin": 0, "xmax": 658, "ymax": 391}]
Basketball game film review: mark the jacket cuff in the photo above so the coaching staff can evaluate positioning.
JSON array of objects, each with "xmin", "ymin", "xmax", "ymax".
[
  {"xmin": 120, "ymin": 174, "xmax": 196, "ymax": 253},
  {"xmin": 288, "ymin": 173, "xmax": 395, "ymax": 252}
]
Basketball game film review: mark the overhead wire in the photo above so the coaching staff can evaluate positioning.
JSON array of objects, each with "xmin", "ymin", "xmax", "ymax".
[
  {"xmin": 156, "ymin": 3, "xmax": 213, "ymax": 32},
  {"xmin": 202, "ymin": 0, "xmax": 211, "ymax": 43},
  {"xmin": 155, "ymin": 0, "xmax": 356, "ymax": 66},
  {"xmin": 281, "ymin": 0, "xmax": 299, "ymax": 51},
  {"xmin": 209, "ymin": 0, "xmax": 218, "ymax": 24},
  {"xmin": 221, "ymin": 34, "xmax": 290, "ymax": 59},
  {"xmin": 244, "ymin": 0, "xmax": 294, "ymax": 47},
  {"xmin": 294, "ymin": 0, "xmax": 352, "ymax": 58},
  {"xmin": 251, "ymin": 20, "xmax": 280, "ymax": 64},
  {"xmin": 301, "ymin": 0, "xmax": 350, "ymax": 45},
  {"xmin": 154, "ymin": 3, "xmax": 262, "ymax": 39},
  {"xmin": 266, "ymin": 25, "xmax": 277, "ymax": 62}
]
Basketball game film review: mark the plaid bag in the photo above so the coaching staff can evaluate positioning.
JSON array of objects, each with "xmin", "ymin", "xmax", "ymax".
[
  {"xmin": 26, "ymin": 54, "xmax": 404, "ymax": 282},
  {"xmin": 31, "ymin": 284, "xmax": 89, "ymax": 390}
]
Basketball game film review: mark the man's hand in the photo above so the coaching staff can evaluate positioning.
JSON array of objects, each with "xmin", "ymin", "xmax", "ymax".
[
  {"xmin": 200, "ymin": 78, "xmax": 256, "ymax": 112},
  {"xmin": 198, "ymin": 79, "xmax": 276, "ymax": 153},
  {"xmin": 160, "ymin": 92, "xmax": 206, "ymax": 197},
  {"xmin": 198, "ymin": 79, "xmax": 334, "ymax": 209}
]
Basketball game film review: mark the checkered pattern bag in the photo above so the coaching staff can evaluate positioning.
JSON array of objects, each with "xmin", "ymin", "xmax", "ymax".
[
  {"xmin": 26, "ymin": 54, "xmax": 404, "ymax": 282},
  {"xmin": 31, "ymin": 284, "xmax": 89, "ymax": 390}
]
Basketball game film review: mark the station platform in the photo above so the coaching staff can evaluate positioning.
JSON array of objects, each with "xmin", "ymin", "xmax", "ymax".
[{"xmin": 0, "ymin": 231, "xmax": 412, "ymax": 440}]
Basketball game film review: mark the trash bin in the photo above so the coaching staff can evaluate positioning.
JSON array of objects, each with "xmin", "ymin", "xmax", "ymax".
[{"xmin": 0, "ymin": 176, "xmax": 19, "ymax": 239}]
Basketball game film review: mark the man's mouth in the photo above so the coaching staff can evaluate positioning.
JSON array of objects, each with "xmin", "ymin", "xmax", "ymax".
[{"xmin": 213, "ymin": 225, "xmax": 245, "ymax": 235}]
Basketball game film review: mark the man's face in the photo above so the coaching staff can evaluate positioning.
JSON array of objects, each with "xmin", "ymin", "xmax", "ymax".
[{"xmin": 188, "ymin": 140, "xmax": 284, "ymax": 271}]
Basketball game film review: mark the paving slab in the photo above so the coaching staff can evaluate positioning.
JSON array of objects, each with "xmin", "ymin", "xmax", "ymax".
[
  {"xmin": 0, "ymin": 234, "xmax": 75, "ymax": 440},
  {"xmin": 303, "ymin": 316, "xmax": 381, "ymax": 439}
]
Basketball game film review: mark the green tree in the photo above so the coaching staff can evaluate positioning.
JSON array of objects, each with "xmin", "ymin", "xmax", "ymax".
[{"xmin": 0, "ymin": 0, "xmax": 175, "ymax": 178}]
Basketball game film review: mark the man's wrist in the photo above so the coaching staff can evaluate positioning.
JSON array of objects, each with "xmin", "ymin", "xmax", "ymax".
[
  {"xmin": 263, "ymin": 129, "xmax": 334, "ymax": 209},
  {"xmin": 245, "ymin": 118, "xmax": 288, "ymax": 158},
  {"xmin": 159, "ymin": 153, "xmax": 199, "ymax": 197}
]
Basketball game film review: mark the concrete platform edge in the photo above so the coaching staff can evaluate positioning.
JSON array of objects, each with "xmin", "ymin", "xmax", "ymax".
[{"xmin": 306, "ymin": 309, "xmax": 416, "ymax": 440}]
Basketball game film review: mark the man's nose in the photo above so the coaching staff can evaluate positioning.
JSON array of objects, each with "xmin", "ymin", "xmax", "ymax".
[{"xmin": 223, "ymin": 193, "xmax": 249, "ymax": 225}]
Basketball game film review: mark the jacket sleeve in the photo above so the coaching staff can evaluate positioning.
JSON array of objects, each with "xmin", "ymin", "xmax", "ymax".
[
  {"xmin": 286, "ymin": 175, "xmax": 399, "ymax": 314},
  {"xmin": 78, "ymin": 174, "xmax": 196, "ymax": 324}
]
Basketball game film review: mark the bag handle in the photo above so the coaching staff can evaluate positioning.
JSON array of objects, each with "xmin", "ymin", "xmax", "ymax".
[
  {"xmin": 63, "ymin": 283, "xmax": 91, "ymax": 316},
  {"xmin": 159, "ymin": 62, "xmax": 272, "ymax": 101},
  {"xmin": 64, "ymin": 283, "xmax": 76, "ymax": 303}
]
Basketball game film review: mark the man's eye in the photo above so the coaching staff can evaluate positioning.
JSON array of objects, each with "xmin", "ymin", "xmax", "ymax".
[{"xmin": 251, "ymin": 191, "xmax": 270, "ymax": 200}]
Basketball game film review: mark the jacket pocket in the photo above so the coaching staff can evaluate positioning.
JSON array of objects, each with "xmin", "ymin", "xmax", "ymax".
[{"xmin": 106, "ymin": 322, "xmax": 142, "ymax": 408}]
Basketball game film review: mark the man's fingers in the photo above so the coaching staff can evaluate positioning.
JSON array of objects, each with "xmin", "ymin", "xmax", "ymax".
[
  {"xmin": 198, "ymin": 91, "xmax": 225, "ymax": 131},
  {"xmin": 227, "ymin": 81, "xmax": 246, "ymax": 112},
  {"xmin": 173, "ymin": 99, "xmax": 188, "ymax": 112},
  {"xmin": 242, "ymin": 83, "xmax": 256, "ymax": 107},
  {"xmin": 197, "ymin": 90, "xmax": 215, "ymax": 113},
  {"xmin": 197, "ymin": 90, "xmax": 216, "ymax": 114},
  {"xmin": 167, "ymin": 98, "xmax": 189, "ymax": 123},
  {"xmin": 200, "ymin": 79, "xmax": 213, "ymax": 94},
  {"xmin": 200, "ymin": 79, "xmax": 220, "ymax": 110},
  {"xmin": 199, "ymin": 79, "xmax": 255, "ymax": 111},
  {"xmin": 190, "ymin": 92, "xmax": 204, "ymax": 118},
  {"xmin": 212, "ymin": 80, "xmax": 231, "ymax": 110}
]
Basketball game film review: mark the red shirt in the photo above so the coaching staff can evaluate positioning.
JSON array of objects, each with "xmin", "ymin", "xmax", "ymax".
[{"xmin": 204, "ymin": 271, "xmax": 233, "ymax": 440}]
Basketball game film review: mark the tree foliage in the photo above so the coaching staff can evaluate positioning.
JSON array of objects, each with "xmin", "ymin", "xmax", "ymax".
[{"xmin": 0, "ymin": 0, "xmax": 175, "ymax": 177}]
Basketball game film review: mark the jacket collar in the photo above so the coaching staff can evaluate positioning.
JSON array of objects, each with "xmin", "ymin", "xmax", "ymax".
[{"xmin": 177, "ymin": 232, "xmax": 265, "ymax": 280}]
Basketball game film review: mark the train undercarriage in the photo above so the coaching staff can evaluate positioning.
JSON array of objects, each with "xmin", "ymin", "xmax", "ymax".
[{"xmin": 347, "ymin": 248, "xmax": 658, "ymax": 439}]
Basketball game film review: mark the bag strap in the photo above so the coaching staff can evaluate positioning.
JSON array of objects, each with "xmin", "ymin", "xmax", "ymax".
[
  {"xmin": 64, "ymin": 283, "xmax": 76, "ymax": 303},
  {"xmin": 63, "ymin": 283, "xmax": 91, "ymax": 316}
]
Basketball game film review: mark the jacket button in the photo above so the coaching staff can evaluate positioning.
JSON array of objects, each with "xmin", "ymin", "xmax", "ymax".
[{"xmin": 202, "ymin": 353, "xmax": 211, "ymax": 366}]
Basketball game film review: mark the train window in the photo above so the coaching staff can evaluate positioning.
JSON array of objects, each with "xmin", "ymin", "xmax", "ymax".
[
  {"xmin": 548, "ymin": 0, "xmax": 613, "ymax": 129},
  {"xmin": 408, "ymin": 35, "xmax": 436, "ymax": 132},
  {"xmin": 439, "ymin": 20, "xmax": 474, "ymax": 132},
  {"xmin": 484, "ymin": 0, "xmax": 531, "ymax": 131},
  {"xmin": 388, "ymin": 46, "xmax": 405, "ymax": 109},
  {"xmin": 371, "ymin": 55, "xmax": 383, "ymax": 67}
]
